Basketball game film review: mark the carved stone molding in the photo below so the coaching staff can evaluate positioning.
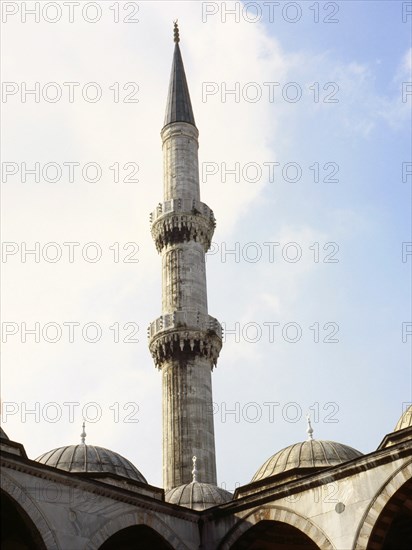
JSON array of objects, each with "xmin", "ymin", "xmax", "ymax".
[
  {"xmin": 148, "ymin": 313, "xmax": 222, "ymax": 369},
  {"xmin": 150, "ymin": 199, "xmax": 216, "ymax": 252}
]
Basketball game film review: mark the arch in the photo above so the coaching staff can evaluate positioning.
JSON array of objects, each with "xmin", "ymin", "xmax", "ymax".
[
  {"xmin": 219, "ymin": 505, "xmax": 335, "ymax": 550},
  {"xmin": 98, "ymin": 524, "xmax": 174, "ymax": 550},
  {"xmin": 1, "ymin": 471, "xmax": 60, "ymax": 549},
  {"xmin": 353, "ymin": 460, "xmax": 412, "ymax": 550},
  {"xmin": 86, "ymin": 509, "xmax": 191, "ymax": 550}
]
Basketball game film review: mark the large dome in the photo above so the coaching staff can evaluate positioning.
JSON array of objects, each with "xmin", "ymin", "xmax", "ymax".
[
  {"xmin": 394, "ymin": 405, "xmax": 412, "ymax": 432},
  {"xmin": 252, "ymin": 439, "xmax": 363, "ymax": 483},
  {"xmin": 36, "ymin": 444, "xmax": 147, "ymax": 484},
  {"xmin": 166, "ymin": 482, "xmax": 232, "ymax": 511}
]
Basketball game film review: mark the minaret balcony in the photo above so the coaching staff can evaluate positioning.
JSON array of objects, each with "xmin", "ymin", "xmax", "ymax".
[
  {"xmin": 148, "ymin": 312, "xmax": 222, "ymax": 369},
  {"xmin": 150, "ymin": 199, "xmax": 216, "ymax": 252}
]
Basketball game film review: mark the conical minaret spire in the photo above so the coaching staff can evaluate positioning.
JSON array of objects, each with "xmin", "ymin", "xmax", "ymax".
[
  {"xmin": 164, "ymin": 22, "xmax": 195, "ymax": 128},
  {"xmin": 148, "ymin": 24, "xmax": 222, "ymax": 491}
]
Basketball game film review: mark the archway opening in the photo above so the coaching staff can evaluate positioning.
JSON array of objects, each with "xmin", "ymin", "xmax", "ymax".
[
  {"xmin": 230, "ymin": 520, "xmax": 320, "ymax": 550},
  {"xmin": 367, "ymin": 478, "xmax": 412, "ymax": 550},
  {"xmin": 98, "ymin": 525, "xmax": 173, "ymax": 550},
  {"xmin": 1, "ymin": 490, "xmax": 46, "ymax": 550}
]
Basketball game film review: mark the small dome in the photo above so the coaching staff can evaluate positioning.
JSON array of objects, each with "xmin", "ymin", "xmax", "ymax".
[
  {"xmin": 394, "ymin": 405, "xmax": 412, "ymax": 432},
  {"xmin": 166, "ymin": 482, "xmax": 232, "ymax": 510},
  {"xmin": 36, "ymin": 444, "xmax": 147, "ymax": 484},
  {"xmin": 252, "ymin": 440, "xmax": 363, "ymax": 483}
]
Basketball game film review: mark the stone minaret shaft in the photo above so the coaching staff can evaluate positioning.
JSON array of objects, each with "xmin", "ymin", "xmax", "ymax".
[{"xmin": 149, "ymin": 26, "xmax": 222, "ymax": 491}]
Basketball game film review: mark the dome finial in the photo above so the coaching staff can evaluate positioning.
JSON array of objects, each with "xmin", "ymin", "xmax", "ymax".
[
  {"xmin": 80, "ymin": 421, "xmax": 86, "ymax": 444},
  {"xmin": 173, "ymin": 20, "xmax": 180, "ymax": 43},
  {"xmin": 191, "ymin": 455, "xmax": 198, "ymax": 483},
  {"xmin": 306, "ymin": 414, "xmax": 314, "ymax": 440}
]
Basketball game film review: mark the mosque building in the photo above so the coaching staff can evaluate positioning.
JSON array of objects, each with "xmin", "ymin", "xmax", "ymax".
[{"xmin": 1, "ymin": 24, "xmax": 411, "ymax": 550}]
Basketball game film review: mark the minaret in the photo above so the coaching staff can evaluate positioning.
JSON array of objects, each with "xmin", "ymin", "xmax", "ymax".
[{"xmin": 148, "ymin": 23, "xmax": 222, "ymax": 490}]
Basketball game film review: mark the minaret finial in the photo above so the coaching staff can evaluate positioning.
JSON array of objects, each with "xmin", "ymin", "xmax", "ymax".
[
  {"xmin": 306, "ymin": 414, "xmax": 314, "ymax": 440},
  {"xmin": 80, "ymin": 421, "xmax": 86, "ymax": 444},
  {"xmin": 173, "ymin": 20, "xmax": 180, "ymax": 43},
  {"xmin": 192, "ymin": 455, "xmax": 198, "ymax": 483}
]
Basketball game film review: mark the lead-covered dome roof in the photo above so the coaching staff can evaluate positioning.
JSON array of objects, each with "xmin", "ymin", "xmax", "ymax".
[
  {"xmin": 252, "ymin": 439, "xmax": 363, "ymax": 483},
  {"xmin": 166, "ymin": 482, "xmax": 232, "ymax": 510},
  {"xmin": 36, "ymin": 444, "xmax": 147, "ymax": 484},
  {"xmin": 394, "ymin": 405, "xmax": 412, "ymax": 432}
]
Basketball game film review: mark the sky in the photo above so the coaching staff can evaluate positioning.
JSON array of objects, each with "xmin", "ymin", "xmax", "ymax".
[{"xmin": 1, "ymin": 0, "xmax": 411, "ymax": 492}]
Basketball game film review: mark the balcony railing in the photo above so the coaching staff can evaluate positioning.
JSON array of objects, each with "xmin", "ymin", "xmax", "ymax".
[
  {"xmin": 150, "ymin": 199, "xmax": 215, "ymax": 225},
  {"xmin": 148, "ymin": 311, "xmax": 222, "ymax": 340}
]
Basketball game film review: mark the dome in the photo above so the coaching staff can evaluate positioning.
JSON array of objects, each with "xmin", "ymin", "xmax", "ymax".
[
  {"xmin": 252, "ymin": 439, "xmax": 363, "ymax": 483},
  {"xmin": 36, "ymin": 444, "xmax": 147, "ymax": 484},
  {"xmin": 394, "ymin": 405, "xmax": 412, "ymax": 432},
  {"xmin": 166, "ymin": 482, "xmax": 232, "ymax": 510}
]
